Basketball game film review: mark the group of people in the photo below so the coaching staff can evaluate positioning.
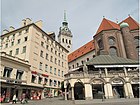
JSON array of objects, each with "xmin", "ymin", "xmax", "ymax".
[{"xmin": 12, "ymin": 93, "xmax": 28, "ymax": 104}]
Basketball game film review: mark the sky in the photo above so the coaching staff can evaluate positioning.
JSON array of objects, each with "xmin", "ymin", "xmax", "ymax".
[{"xmin": 1, "ymin": 0, "xmax": 139, "ymax": 51}]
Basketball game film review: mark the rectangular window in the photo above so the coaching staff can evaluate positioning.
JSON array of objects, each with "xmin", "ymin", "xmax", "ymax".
[
  {"xmin": 22, "ymin": 46, "xmax": 26, "ymax": 53},
  {"xmin": 58, "ymin": 81, "xmax": 60, "ymax": 87},
  {"xmin": 45, "ymin": 64, "xmax": 48, "ymax": 72},
  {"xmin": 38, "ymin": 77, "xmax": 42, "ymax": 84},
  {"xmin": 50, "ymin": 66, "xmax": 52, "ymax": 74},
  {"xmin": 9, "ymin": 50, "xmax": 12, "ymax": 56},
  {"xmin": 49, "ymin": 79, "xmax": 52, "ymax": 86},
  {"xmin": 44, "ymin": 78, "xmax": 48, "ymax": 85},
  {"xmin": 46, "ymin": 53, "xmax": 48, "ymax": 60},
  {"xmin": 11, "ymin": 41, "xmax": 14, "ymax": 46},
  {"xmin": 58, "ymin": 69, "xmax": 60, "ymax": 76},
  {"xmin": 51, "ymin": 48, "xmax": 53, "ymax": 53},
  {"xmin": 62, "ymin": 71, "xmax": 64, "ymax": 77},
  {"xmin": 16, "ymin": 70, "xmax": 23, "ymax": 80},
  {"xmin": 24, "ymin": 37, "xmax": 28, "ymax": 41},
  {"xmin": 55, "ymin": 58, "xmax": 57, "ymax": 64},
  {"xmin": 50, "ymin": 56, "xmax": 53, "ymax": 62},
  {"xmin": 40, "ymin": 50, "xmax": 43, "ymax": 57},
  {"xmin": 46, "ymin": 45, "xmax": 49, "ymax": 50},
  {"xmin": 62, "ymin": 62, "xmax": 63, "ymax": 67},
  {"xmin": 41, "ymin": 41, "xmax": 44, "ymax": 47},
  {"xmin": 31, "ymin": 75, "xmax": 36, "ymax": 83},
  {"xmin": 55, "ymin": 51, "xmax": 57, "ymax": 55},
  {"xmin": 17, "ymin": 39, "xmax": 21, "ymax": 44},
  {"xmin": 39, "ymin": 62, "xmax": 43, "ymax": 70},
  {"xmin": 54, "ymin": 68, "xmax": 56, "ymax": 75},
  {"xmin": 58, "ymin": 60, "xmax": 60, "ymax": 66},
  {"xmin": 54, "ymin": 80, "xmax": 57, "ymax": 87},
  {"xmin": 15, "ymin": 48, "xmax": 19, "ymax": 55},
  {"xmin": 3, "ymin": 67, "xmax": 12, "ymax": 78},
  {"xmin": 5, "ymin": 43, "xmax": 8, "ymax": 48}
]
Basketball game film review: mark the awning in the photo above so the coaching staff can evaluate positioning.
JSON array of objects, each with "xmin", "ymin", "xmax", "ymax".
[
  {"xmin": 42, "ymin": 74, "xmax": 49, "ymax": 77},
  {"xmin": 31, "ymin": 71, "xmax": 37, "ymax": 74}
]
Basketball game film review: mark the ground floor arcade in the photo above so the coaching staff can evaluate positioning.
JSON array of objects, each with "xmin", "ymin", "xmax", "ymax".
[{"xmin": 64, "ymin": 76, "xmax": 139, "ymax": 100}]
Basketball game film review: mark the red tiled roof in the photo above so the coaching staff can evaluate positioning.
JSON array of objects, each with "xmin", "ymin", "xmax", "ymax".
[
  {"xmin": 68, "ymin": 40, "xmax": 95, "ymax": 63},
  {"xmin": 95, "ymin": 18, "xmax": 120, "ymax": 35},
  {"xmin": 120, "ymin": 16, "xmax": 139, "ymax": 30}
]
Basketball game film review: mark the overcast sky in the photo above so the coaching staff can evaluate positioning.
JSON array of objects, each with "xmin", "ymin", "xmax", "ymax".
[{"xmin": 1, "ymin": 0, "xmax": 139, "ymax": 51}]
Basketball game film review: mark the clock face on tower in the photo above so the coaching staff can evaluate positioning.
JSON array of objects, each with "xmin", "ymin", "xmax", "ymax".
[{"xmin": 65, "ymin": 28, "xmax": 68, "ymax": 31}]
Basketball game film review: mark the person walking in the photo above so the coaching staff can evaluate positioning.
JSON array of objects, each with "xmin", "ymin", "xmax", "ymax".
[{"xmin": 12, "ymin": 94, "xmax": 17, "ymax": 104}]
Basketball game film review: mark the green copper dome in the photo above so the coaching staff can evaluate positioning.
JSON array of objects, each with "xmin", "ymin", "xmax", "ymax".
[{"xmin": 120, "ymin": 22, "xmax": 129, "ymax": 28}]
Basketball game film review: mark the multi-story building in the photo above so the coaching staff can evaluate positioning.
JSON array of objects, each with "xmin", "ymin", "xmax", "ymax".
[
  {"xmin": 0, "ymin": 52, "xmax": 31, "ymax": 102},
  {"xmin": 64, "ymin": 16, "xmax": 139, "ymax": 100},
  {"xmin": 1, "ymin": 17, "xmax": 69, "ymax": 100}
]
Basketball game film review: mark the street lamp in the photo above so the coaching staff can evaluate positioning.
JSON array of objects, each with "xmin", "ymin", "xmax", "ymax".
[{"xmin": 99, "ymin": 69, "xmax": 104, "ymax": 101}]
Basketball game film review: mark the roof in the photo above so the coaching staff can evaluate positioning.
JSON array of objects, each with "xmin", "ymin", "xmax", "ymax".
[
  {"xmin": 86, "ymin": 55, "xmax": 139, "ymax": 65},
  {"xmin": 120, "ymin": 16, "xmax": 139, "ymax": 30},
  {"xmin": 95, "ymin": 18, "xmax": 120, "ymax": 35},
  {"xmin": 68, "ymin": 40, "xmax": 95, "ymax": 63}
]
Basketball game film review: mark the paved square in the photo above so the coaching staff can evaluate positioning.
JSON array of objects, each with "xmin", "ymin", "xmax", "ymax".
[{"xmin": 1, "ymin": 97, "xmax": 139, "ymax": 105}]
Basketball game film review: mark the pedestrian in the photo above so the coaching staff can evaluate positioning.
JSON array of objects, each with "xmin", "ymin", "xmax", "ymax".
[{"xmin": 12, "ymin": 94, "xmax": 17, "ymax": 104}]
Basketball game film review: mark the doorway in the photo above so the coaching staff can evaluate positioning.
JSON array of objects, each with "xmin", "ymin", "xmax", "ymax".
[
  {"xmin": 74, "ymin": 82, "xmax": 85, "ymax": 100},
  {"xmin": 92, "ymin": 84, "xmax": 104, "ymax": 99},
  {"xmin": 132, "ymin": 84, "xmax": 139, "ymax": 98},
  {"xmin": 112, "ymin": 85, "xmax": 125, "ymax": 98}
]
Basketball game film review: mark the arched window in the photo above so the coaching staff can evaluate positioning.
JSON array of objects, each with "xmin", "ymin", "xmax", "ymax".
[
  {"xmin": 69, "ymin": 40, "xmax": 71, "ymax": 44},
  {"xmin": 62, "ymin": 38, "xmax": 64, "ymax": 43},
  {"xmin": 66, "ymin": 39, "xmax": 68, "ymax": 43},
  {"xmin": 98, "ymin": 39, "xmax": 103, "ymax": 49},
  {"xmin": 108, "ymin": 37, "xmax": 115, "ymax": 45},
  {"xmin": 109, "ymin": 47, "xmax": 117, "ymax": 56}
]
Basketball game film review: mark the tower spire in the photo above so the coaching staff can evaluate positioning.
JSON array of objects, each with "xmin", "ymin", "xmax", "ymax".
[{"xmin": 64, "ymin": 10, "xmax": 67, "ymax": 22}]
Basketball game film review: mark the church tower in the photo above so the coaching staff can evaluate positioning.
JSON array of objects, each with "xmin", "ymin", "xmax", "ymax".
[{"xmin": 58, "ymin": 11, "xmax": 73, "ymax": 52}]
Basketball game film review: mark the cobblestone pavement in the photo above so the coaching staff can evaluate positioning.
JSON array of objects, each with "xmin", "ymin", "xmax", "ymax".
[{"xmin": 1, "ymin": 97, "xmax": 139, "ymax": 105}]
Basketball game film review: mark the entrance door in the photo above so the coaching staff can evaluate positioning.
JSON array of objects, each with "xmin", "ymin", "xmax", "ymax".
[
  {"xmin": 74, "ymin": 82, "xmax": 85, "ymax": 100},
  {"xmin": 92, "ymin": 84, "xmax": 104, "ymax": 99},
  {"xmin": 132, "ymin": 84, "xmax": 139, "ymax": 98},
  {"xmin": 112, "ymin": 85, "xmax": 124, "ymax": 98}
]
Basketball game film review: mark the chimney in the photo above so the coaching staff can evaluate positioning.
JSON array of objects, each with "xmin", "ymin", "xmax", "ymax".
[
  {"xmin": 2, "ymin": 29, "xmax": 9, "ymax": 35},
  {"xmin": 22, "ymin": 19, "xmax": 26, "ymax": 27},
  {"xmin": 35, "ymin": 20, "xmax": 43, "ymax": 29},
  {"xmin": 26, "ymin": 18, "xmax": 32, "ymax": 25},
  {"xmin": 9, "ymin": 26, "xmax": 15, "ymax": 32}
]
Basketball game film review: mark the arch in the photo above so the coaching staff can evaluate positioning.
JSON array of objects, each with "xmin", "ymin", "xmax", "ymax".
[
  {"xmin": 66, "ymin": 39, "xmax": 68, "ymax": 43},
  {"xmin": 90, "ymin": 78, "xmax": 106, "ymax": 99},
  {"xmin": 98, "ymin": 39, "xmax": 103, "ymax": 49},
  {"xmin": 109, "ymin": 46, "xmax": 118, "ymax": 56},
  {"xmin": 109, "ymin": 76, "xmax": 125, "ymax": 84},
  {"xmin": 74, "ymin": 82, "xmax": 85, "ymax": 100},
  {"xmin": 89, "ymin": 77, "xmax": 106, "ymax": 84},
  {"xmin": 110, "ymin": 77, "xmax": 126, "ymax": 98}
]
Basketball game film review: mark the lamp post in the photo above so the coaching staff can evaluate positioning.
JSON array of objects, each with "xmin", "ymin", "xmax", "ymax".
[{"xmin": 99, "ymin": 69, "xmax": 104, "ymax": 101}]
